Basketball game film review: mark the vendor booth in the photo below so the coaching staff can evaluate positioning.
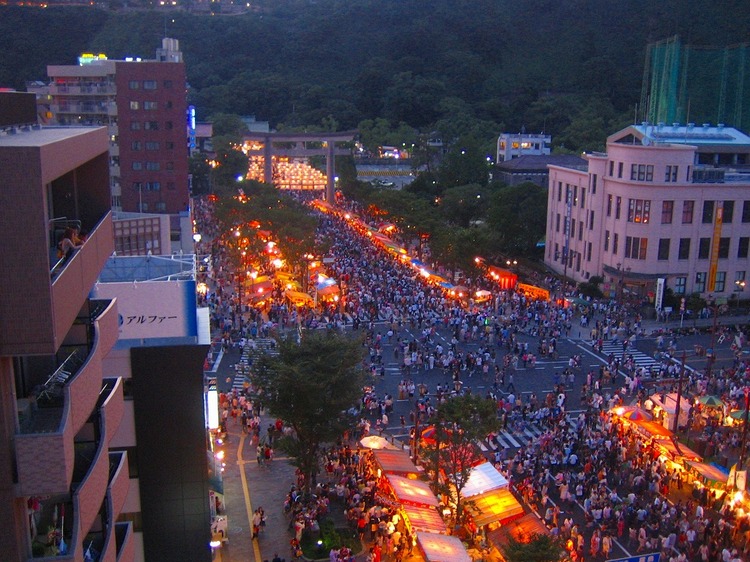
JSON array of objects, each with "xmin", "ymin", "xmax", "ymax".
[
  {"xmin": 387, "ymin": 475, "xmax": 440, "ymax": 508},
  {"xmin": 417, "ymin": 532, "xmax": 472, "ymax": 562},
  {"xmin": 401, "ymin": 504, "xmax": 448, "ymax": 534},
  {"xmin": 650, "ymin": 393, "xmax": 691, "ymax": 431},
  {"xmin": 284, "ymin": 290, "xmax": 314, "ymax": 306},
  {"xmin": 371, "ymin": 449, "xmax": 423, "ymax": 476},
  {"xmin": 487, "ymin": 512, "xmax": 550, "ymax": 549},
  {"xmin": 461, "ymin": 462, "xmax": 509, "ymax": 498},
  {"xmin": 628, "ymin": 418, "xmax": 675, "ymax": 440},
  {"xmin": 485, "ymin": 266, "xmax": 517, "ymax": 290},
  {"xmin": 686, "ymin": 460, "xmax": 729, "ymax": 487},
  {"xmin": 464, "ymin": 488, "xmax": 524, "ymax": 528},
  {"xmin": 655, "ymin": 438, "xmax": 703, "ymax": 462}
]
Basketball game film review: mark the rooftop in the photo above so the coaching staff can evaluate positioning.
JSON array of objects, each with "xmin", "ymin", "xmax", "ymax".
[
  {"xmin": 0, "ymin": 125, "xmax": 105, "ymax": 147},
  {"xmin": 612, "ymin": 123, "xmax": 750, "ymax": 147},
  {"xmin": 98, "ymin": 254, "xmax": 195, "ymax": 283},
  {"xmin": 496, "ymin": 154, "xmax": 587, "ymax": 171}
]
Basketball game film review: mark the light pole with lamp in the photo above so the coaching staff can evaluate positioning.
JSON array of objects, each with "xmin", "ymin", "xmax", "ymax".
[{"xmin": 735, "ymin": 279, "xmax": 747, "ymax": 310}]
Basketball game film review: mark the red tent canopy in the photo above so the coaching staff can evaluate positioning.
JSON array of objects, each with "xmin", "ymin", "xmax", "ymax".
[{"xmin": 486, "ymin": 265, "xmax": 518, "ymax": 290}]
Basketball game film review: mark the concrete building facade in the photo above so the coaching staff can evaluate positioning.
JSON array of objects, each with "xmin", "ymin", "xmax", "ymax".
[
  {"xmin": 39, "ymin": 38, "xmax": 188, "ymax": 218},
  {"xmin": 0, "ymin": 94, "xmax": 132, "ymax": 561},
  {"xmin": 545, "ymin": 123, "xmax": 750, "ymax": 302},
  {"xmin": 496, "ymin": 132, "xmax": 551, "ymax": 162}
]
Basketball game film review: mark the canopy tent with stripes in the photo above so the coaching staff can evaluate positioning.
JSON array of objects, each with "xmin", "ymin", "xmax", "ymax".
[
  {"xmin": 401, "ymin": 504, "xmax": 447, "ymax": 534},
  {"xmin": 371, "ymin": 449, "xmax": 423, "ymax": 476},
  {"xmin": 460, "ymin": 462, "xmax": 509, "ymax": 498},
  {"xmin": 386, "ymin": 474, "xmax": 439, "ymax": 508},
  {"xmin": 417, "ymin": 532, "xmax": 472, "ymax": 562},
  {"xmin": 464, "ymin": 488, "xmax": 524, "ymax": 527}
]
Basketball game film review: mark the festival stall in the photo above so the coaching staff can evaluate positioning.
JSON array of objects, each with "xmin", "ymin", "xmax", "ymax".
[
  {"xmin": 685, "ymin": 460, "xmax": 729, "ymax": 488},
  {"xmin": 654, "ymin": 438, "xmax": 703, "ymax": 462},
  {"xmin": 628, "ymin": 417, "xmax": 675, "ymax": 440},
  {"xmin": 401, "ymin": 504, "xmax": 448, "ymax": 535},
  {"xmin": 360, "ymin": 435, "xmax": 399, "ymax": 450},
  {"xmin": 284, "ymin": 290, "xmax": 314, "ymax": 306},
  {"xmin": 461, "ymin": 462, "xmax": 509, "ymax": 498},
  {"xmin": 371, "ymin": 449, "xmax": 424, "ymax": 477},
  {"xmin": 386, "ymin": 475, "xmax": 440, "ymax": 508},
  {"xmin": 649, "ymin": 393, "xmax": 691, "ymax": 431},
  {"xmin": 463, "ymin": 488, "xmax": 524, "ymax": 528},
  {"xmin": 487, "ymin": 512, "xmax": 551, "ymax": 552},
  {"xmin": 516, "ymin": 283, "xmax": 550, "ymax": 302},
  {"xmin": 485, "ymin": 266, "xmax": 517, "ymax": 290},
  {"xmin": 417, "ymin": 532, "xmax": 472, "ymax": 562}
]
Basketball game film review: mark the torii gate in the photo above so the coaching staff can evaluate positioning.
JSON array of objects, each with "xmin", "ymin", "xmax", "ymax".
[{"xmin": 242, "ymin": 130, "xmax": 356, "ymax": 204}]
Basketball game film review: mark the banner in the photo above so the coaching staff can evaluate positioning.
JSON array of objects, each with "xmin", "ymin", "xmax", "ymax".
[{"xmin": 655, "ymin": 278, "xmax": 665, "ymax": 311}]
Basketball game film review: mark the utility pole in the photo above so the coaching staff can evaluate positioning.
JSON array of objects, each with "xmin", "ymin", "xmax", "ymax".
[
  {"xmin": 738, "ymin": 389, "xmax": 750, "ymax": 473},
  {"xmin": 672, "ymin": 350, "xmax": 687, "ymax": 434},
  {"xmin": 707, "ymin": 296, "xmax": 718, "ymax": 379}
]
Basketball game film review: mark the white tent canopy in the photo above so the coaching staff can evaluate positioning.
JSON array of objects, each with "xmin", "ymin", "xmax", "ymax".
[{"xmin": 461, "ymin": 462, "xmax": 509, "ymax": 498}]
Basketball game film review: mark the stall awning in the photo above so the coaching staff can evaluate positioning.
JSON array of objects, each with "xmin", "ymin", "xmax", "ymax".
[
  {"xmin": 686, "ymin": 460, "xmax": 729, "ymax": 485},
  {"xmin": 656, "ymin": 438, "xmax": 703, "ymax": 461},
  {"xmin": 372, "ymin": 449, "xmax": 423, "ymax": 475},
  {"xmin": 487, "ymin": 512, "xmax": 550, "ymax": 549},
  {"xmin": 629, "ymin": 418, "xmax": 675, "ymax": 440},
  {"xmin": 401, "ymin": 504, "xmax": 447, "ymax": 534},
  {"xmin": 387, "ymin": 474, "xmax": 439, "ymax": 507},
  {"xmin": 486, "ymin": 266, "xmax": 518, "ymax": 290},
  {"xmin": 417, "ymin": 532, "xmax": 472, "ymax": 562},
  {"xmin": 465, "ymin": 488, "xmax": 524, "ymax": 527},
  {"xmin": 284, "ymin": 290, "xmax": 314, "ymax": 304},
  {"xmin": 650, "ymin": 393, "xmax": 692, "ymax": 416},
  {"xmin": 516, "ymin": 283, "xmax": 550, "ymax": 302},
  {"xmin": 461, "ymin": 462, "xmax": 509, "ymax": 498}
]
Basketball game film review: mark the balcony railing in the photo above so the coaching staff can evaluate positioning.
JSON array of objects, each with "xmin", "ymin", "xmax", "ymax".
[{"xmin": 15, "ymin": 300, "xmax": 118, "ymax": 497}]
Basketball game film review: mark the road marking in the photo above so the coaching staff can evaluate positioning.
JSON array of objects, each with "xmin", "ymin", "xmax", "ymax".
[{"xmin": 238, "ymin": 433, "xmax": 263, "ymax": 562}]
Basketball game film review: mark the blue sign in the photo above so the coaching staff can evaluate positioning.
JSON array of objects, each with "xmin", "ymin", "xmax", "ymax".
[{"xmin": 606, "ymin": 554, "xmax": 660, "ymax": 562}]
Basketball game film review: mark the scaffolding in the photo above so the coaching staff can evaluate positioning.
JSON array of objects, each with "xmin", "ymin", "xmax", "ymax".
[{"xmin": 641, "ymin": 36, "xmax": 750, "ymax": 132}]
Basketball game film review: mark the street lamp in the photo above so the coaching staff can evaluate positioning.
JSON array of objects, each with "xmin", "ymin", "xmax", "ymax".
[
  {"xmin": 505, "ymin": 259, "xmax": 517, "ymax": 269},
  {"xmin": 735, "ymin": 280, "xmax": 746, "ymax": 309}
]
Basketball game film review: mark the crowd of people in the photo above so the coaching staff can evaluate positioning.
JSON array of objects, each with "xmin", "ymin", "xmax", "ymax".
[{"xmin": 193, "ymin": 193, "xmax": 750, "ymax": 561}]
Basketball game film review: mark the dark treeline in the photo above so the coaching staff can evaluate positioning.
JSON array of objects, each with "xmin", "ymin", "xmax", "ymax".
[{"xmin": 2, "ymin": 0, "xmax": 749, "ymax": 151}]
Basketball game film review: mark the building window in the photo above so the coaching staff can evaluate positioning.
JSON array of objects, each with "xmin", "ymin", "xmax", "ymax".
[
  {"xmin": 165, "ymin": 101, "xmax": 173, "ymax": 109},
  {"xmin": 739, "ymin": 237, "xmax": 749, "ymax": 258},
  {"xmin": 609, "ymin": 161, "xmax": 614, "ymax": 176},
  {"xmin": 665, "ymin": 165, "xmax": 678, "ymax": 182},
  {"xmin": 630, "ymin": 164, "xmax": 654, "ymax": 181},
  {"xmin": 591, "ymin": 174, "xmax": 597, "ymax": 194},
  {"xmin": 589, "ymin": 211, "xmax": 594, "ymax": 230},
  {"xmin": 715, "ymin": 271, "xmax": 726, "ymax": 292},
  {"xmin": 166, "ymin": 141, "xmax": 174, "ymax": 150},
  {"xmin": 167, "ymin": 181, "xmax": 175, "ymax": 190},
  {"xmin": 555, "ymin": 214, "xmax": 560, "ymax": 232},
  {"xmin": 702, "ymin": 201, "xmax": 715, "ymax": 224},
  {"xmin": 145, "ymin": 121, "xmax": 159, "ymax": 130},
  {"xmin": 627, "ymin": 199, "xmax": 651, "ymax": 223},
  {"xmin": 674, "ymin": 277, "xmax": 686, "ymax": 295},
  {"xmin": 736, "ymin": 271, "xmax": 747, "ymax": 292},
  {"xmin": 678, "ymin": 238, "xmax": 690, "ymax": 260},
  {"xmin": 143, "ymin": 80, "xmax": 157, "ymax": 90},
  {"xmin": 657, "ymin": 239, "xmax": 670, "ymax": 261},
  {"xmin": 130, "ymin": 121, "xmax": 141, "ymax": 130},
  {"xmin": 131, "ymin": 141, "xmax": 141, "ymax": 150},
  {"xmin": 145, "ymin": 141, "xmax": 160, "ymax": 150},
  {"xmin": 572, "ymin": 185, "xmax": 578, "ymax": 206},
  {"xmin": 557, "ymin": 182, "xmax": 562, "ymax": 202},
  {"xmin": 165, "ymin": 121, "xmax": 173, "ymax": 130},
  {"xmin": 580, "ymin": 188, "xmax": 585, "ymax": 208},
  {"xmin": 612, "ymin": 233, "xmax": 619, "ymax": 255},
  {"xmin": 682, "ymin": 200, "xmax": 694, "ymax": 224},
  {"xmin": 661, "ymin": 201, "xmax": 673, "ymax": 224},
  {"xmin": 587, "ymin": 242, "xmax": 592, "ymax": 262},
  {"xmin": 132, "ymin": 181, "xmax": 142, "ymax": 191},
  {"xmin": 155, "ymin": 202, "xmax": 167, "ymax": 211},
  {"xmin": 724, "ymin": 200, "xmax": 734, "ymax": 223},
  {"xmin": 144, "ymin": 101, "xmax": 158, "ymax": 110},
  {"xmin": 166, "ymin": 161, "xmax": 174, "ymax": 171},
  {"xmin": 132, "ymin": 162, "xmax": 142, "ymax": 170},
  {"xmin": 625, "ymin": 236, "xmax": 648, "ymax": 260},
  {"xmin": 695, "ymin": 272, "xmax": 707, "ymax": 293},
  {"xmin": 604, "ymin": 230, "xmax": 610, "ymax": 252},
  {"xmin": 743, "ymin": 201, "xmax": 750, "ymax": 223},
  {"xmin": 129, "ymin": 101, "xmax": 139, "ymax": 110},
  {"xmin": 719, "ymin": 238, "xmax": 730, "ymax": 259},
  {"xmin": 145, "ymin": 162, "xmax": 160, "ymax": 171},
  {"xmin": 615, "ymin": 197, "xmax": 622, "ymax": 219},
  {"xmin": 698, "ymin": 237, "xmax": 711, "ymax": 259},
  {"xmin": 128, "ymin": 80, "xmax": 139, "ymax": 89},
  {"xmin": 141, "ymin": 202, "xmax": 149, "ymax": 211},
  {"xmin": 570, "ymin": 219, "xmax": 575, "ymax": 239},
  {"xmin": 578, "ymin": 225, "xmax": 583, "ymax": 241},
  {"xmin": 145, "ymin": 182, "xmax": 161, "ymax": 191},
  {"xmin": 618, "ymin": 162, "xmax": 623, "ymax": 178},
  {"xmin": 163, "ymin": 80, "xmax": 173, "ymax": 88},
  {"xmin": 606, "ymin": 194, "xmax": 612, "ymax": 217}
]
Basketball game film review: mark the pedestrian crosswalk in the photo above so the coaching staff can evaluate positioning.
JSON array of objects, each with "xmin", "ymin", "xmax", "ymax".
[
  {"xmin": 588, "ymin": 339, "xmax": 663, "ymax": 376},
  {"xmin": 383, "ymin": 414, "xmax": 580, "ymax": 456},
  {"xmin": 231, "ymin": 338, "xmax": 279, "ymax": 392}
]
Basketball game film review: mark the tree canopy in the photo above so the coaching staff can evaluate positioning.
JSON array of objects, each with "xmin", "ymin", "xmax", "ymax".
[{"xmin": 251, "ymin": 330, "xmax": 367, "ymax": 495}]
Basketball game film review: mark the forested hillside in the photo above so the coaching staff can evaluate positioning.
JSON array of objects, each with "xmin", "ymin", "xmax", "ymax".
[{"xmin": 1, "ymin": 0, "xmax": 749, "ymax": 150}]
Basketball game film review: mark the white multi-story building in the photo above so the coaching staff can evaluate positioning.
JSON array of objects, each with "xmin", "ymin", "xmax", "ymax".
[
  {"xmin": 545, "ymin": 123, "xmax": 750, "ymax": 301},
  {"xmin": 496, "ymin": 132, "xmax": 551, "ymax": 162}
]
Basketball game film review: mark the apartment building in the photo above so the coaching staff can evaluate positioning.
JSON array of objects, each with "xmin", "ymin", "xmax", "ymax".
[
  {"xmin": 496, "ymin": 132, "xmax": 551, "ymax": 162},
  {"xmin": 545, "ymin": 123, "xmax": 750, "ymax": 301},
  {"xmin": 0, "ymin": 93, "xmax": 132, "ymax": 561},
  {"xmin": 36, "ymin": 38, "xmax": 189, "ymax": 220}
]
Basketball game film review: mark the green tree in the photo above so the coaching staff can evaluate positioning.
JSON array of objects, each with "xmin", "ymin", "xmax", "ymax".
[
  {"xmin": 423, "ymin": 394, "xmax": 500, "ymax": 524},
  {"xmin": 500, "ymin": 533, "xmax": 563, "ymax": 562},
  {"xmin": 251, "ymin": 331, "xmax": 367, "ymax": 495},
  {"xmin": 437, "ymin": 138, "xmax": 490, "ymax": 188},
  {"xmin": 485, "ymin": 182, "xmax": 547, "ymax": 256},
  {"xmin": 209, "ymin": 112, "xmax": 248, "ymax": 139},
  {"xmin": 440, "ymin": 184, "xmax": 488, "ymax": 228},
  {"xmin": 189, "ymin": 153, "xmax": 212, "ymax": 195}
]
